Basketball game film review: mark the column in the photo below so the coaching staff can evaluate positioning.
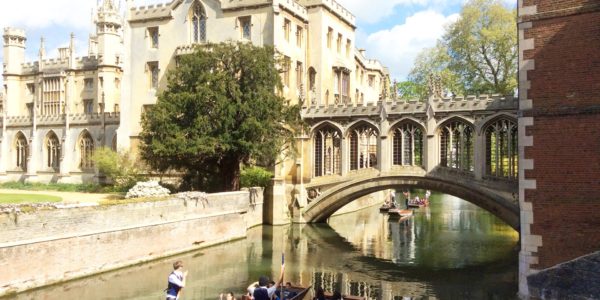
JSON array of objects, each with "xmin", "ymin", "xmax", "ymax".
[{"xmin": 340, "ymin": 135, "xmax": 348, "ymax": 176}]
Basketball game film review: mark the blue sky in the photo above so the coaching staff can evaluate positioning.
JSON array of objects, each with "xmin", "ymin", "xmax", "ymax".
[{"xmin": 0, "ymin": 0, "xmax": 515, "ymax": 87}]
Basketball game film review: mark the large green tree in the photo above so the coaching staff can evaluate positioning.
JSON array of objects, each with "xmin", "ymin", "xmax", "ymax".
[
  {"xmin": 407, "ymin": 0, "xmax": 517, "ymax": 98},
  {"xmin": 140, "ymin": 42, "xmax": 302, "ymax": 191}
]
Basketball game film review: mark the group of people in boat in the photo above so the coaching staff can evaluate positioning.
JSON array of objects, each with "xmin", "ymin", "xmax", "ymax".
[
  {"xmin": 166, "ymin": 260, "xmax": 349, "ymax": 300},
  {"xmin": 382, "ymin": 190, "xmax": 431, "ymax": 210}
]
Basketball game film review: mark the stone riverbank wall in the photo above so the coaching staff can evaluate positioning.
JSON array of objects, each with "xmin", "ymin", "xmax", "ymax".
[{"xmin": 0, "ymin": 189, "xmax": 263, "ymax": 297}]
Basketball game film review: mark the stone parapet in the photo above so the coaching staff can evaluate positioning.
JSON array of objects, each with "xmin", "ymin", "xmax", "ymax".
[
  {"xmin": 527, "ymin": 251, "xmax": 600, "ymax": 299},
  {"xmin": 0, "ymin": 188, "xmax": 264, "ymax": 296}
]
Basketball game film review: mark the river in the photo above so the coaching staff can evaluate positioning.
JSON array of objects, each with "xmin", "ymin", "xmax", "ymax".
[{"xmin": 8, "ymin": 191, "xmax": 519, "ymax": 300}]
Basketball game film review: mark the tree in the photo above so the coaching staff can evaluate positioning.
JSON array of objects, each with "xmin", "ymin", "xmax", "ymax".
[
  {"xmin": 140, "ymin": 42, "xmax": 302, "ymax": 192},
  {"xmin": 395, "ymin": 81, "xmax": 420, "ymax": 100},
  {"xmin": 445, "ymin": 0, "xmax": 517, "ymax": 95},
  {"xmin": 407, "ymin": 0, "xmax": 516, "ymax": 97},
  {"xmin": 407, "ymin": 43, "xmax": 462, "ymax": 99}
]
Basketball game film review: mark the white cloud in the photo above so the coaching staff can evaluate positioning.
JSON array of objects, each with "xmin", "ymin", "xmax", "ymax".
[
  {"xmin": 0, "ymin": 0, "xmax": 96, "ymax": 30},
  {"xmin": 338, "ymin": 0, "xmax": 428, "ymax": 23},
  {"xmin": 363, "ymin": 10, "xmax": 458, "ymax": 81}
]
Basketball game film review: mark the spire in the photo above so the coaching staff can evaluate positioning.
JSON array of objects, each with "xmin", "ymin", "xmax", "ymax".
[
  {"xmin": 38, "ymin": 37, "xmax": 46, "ymax": 59},
  {"xmin": 69, "ymin": 33, "xmax": 75, "ymax": 53}
]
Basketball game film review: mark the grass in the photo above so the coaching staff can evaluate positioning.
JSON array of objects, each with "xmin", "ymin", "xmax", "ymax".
[
  {"xmin": 0, "ymin": 193, "xmax": 62, "ymax": 204},
  {"xmin": 0, "ymin": 181, "xmax": 120, "ymax": 193}
]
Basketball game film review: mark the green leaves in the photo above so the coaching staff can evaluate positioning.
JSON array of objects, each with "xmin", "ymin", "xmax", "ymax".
[
  {"xmin": 406, "ymin": 0, "xmax": 517, "ymax": 98},
  {"xmin": 140, "ymin": 42, "xmax": 302, "ymax": 191}
]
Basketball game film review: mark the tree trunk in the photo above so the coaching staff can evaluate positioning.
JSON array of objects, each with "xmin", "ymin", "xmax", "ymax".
[{"xmin": 221, "ymin": 156, "xmax": 241, "ymax": 191}]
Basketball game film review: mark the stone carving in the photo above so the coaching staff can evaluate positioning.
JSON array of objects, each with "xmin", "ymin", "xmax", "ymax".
[
  {"xmin": 125, "ymin": 181, "xmax": 171, "ymax": 199},
  {"xmin": 427, "ymin": 73, "xmax": 443, "ymax": 99}
]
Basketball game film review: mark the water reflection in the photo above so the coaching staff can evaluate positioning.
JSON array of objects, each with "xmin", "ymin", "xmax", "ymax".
[{"xmin": 5, "ymin": 192, "xmax": 519, "ymax": 300}]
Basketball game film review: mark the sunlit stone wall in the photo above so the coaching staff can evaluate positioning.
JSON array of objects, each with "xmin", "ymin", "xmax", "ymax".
[{"xmin": 0, "ymin": 189, "xmax": 263, "ymax": 297}]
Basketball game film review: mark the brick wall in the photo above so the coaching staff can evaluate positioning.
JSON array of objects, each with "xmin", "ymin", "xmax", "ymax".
[
  {"xmin": 519, "ymin": 0, "xmax": 600, "ymax": 294},
  {"xmin": 0, "ymin": 189, "xmax": 264, "ymax": 296}
]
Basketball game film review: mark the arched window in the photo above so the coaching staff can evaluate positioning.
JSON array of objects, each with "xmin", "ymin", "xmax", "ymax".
[
  {"xmin": 314, "ymin": 125, "xmax": 341, "ymax": 177},
  {"xmin": 15, "ymin": 133, "xmax": 28, "ymax": 171},
  {"xmin": 191, "ymin": 2, "xmax": 207, "ymax": 43},
  {"xmin": 349, "ymin": 124, "xmax": 378, "ymax": 170},
  {"xmin": 392, "ymin": 122, "xmax": 423, "ymax": 166},
  {"xmin": 79, "ymin": 131, "xmax": 94, "ymax": 170},
  {"xmin": 308, "ymin": 67, "xmax": 317, "ymax": 105},
  {"xmin": 485, "ymin": 118, "xmax": 518, "ymax": 179},
  {"xmin": 440, "ymin": 119, "xmax": 474, "ymax": 171},
  {"xmin": 46, "ymin": 132, "xmax": 60, "ymax": 171}
]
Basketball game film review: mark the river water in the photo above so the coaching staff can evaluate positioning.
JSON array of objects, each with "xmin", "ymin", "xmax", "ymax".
[{"xmin": 8, "ymin": 192, "xmax": 519, "ymax": 300}]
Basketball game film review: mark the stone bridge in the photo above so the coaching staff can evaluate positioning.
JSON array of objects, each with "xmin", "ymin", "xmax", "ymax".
[{"xmin": 295, "ymin": 95, "xmax": 519, "ymax": 228}]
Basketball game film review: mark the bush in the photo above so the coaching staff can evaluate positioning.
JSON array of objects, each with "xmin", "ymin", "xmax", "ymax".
[
  {"xmin": 92, "ymin": 147, "xmax": 146, "ymax": 192},
  {"xmin": 240, "ymin": 166, "xmax": 273, "ymax": 188}
]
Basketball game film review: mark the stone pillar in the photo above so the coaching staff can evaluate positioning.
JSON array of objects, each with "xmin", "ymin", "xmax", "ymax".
[
  {"xmin": 379, "ymin": 118, "xmax": 390, "ymax": 173},
  {"xmin": 340, "ymin": 136, "xmax": 348, "ymax": 176},
  {"xmin": 268, "ymin": 178, "xmax": 290, "ymax": 225},
  {"xmin": 473, "ymin": 129, "xmax": 485, "ymax": 180},
  {"xmin": 424, "ymin": 133, "xmax": 437, "ymax": 173}
]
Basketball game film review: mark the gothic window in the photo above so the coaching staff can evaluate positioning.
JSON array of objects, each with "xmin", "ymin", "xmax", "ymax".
[
  {"xmin": 15, "ymin": 133, "xmax": 27, "ymax": 171},
  {"xmin": 147, "ymin": 62, "xmax": 159, "ymax": 89},
  {"xmin": 296, "ymin": 61, "xmax": 303, "ymax": 90},
  {"xmin": 79, "ymin": 131, "xmax": 94, "ymax": 170},
  {"xmin": 296, "ymin": 25, "xmax": 303, "ymax": 47},
  {"xmin": 314, "ymin": 125, "xmax": 341, "ymax": 177},
  {"xmin": 284, "ymin": 18, "xmax": 291, "ymax": 42},
  {"xmin": 349, "ymin": 124, "xmax": 378, "ymax": 171},
  {"xmin": 282, "ymin": 56, "xmax": 291, "ymax": 87},
  {"xmin": 485, "ymin": 118, "xmax": 518, "ymax": 179},
  {"xmin": 84, "ymin": 99, "xmax": 94, "ymax": 114},
  {"xmin": 192, "ymin": 2, "xmax": 207, "ymax": 43},
  {"xmin": 46, "ymin": 132, "xmax": 60, "ymax": 171},
  {"xmin": 440, "ymin": 119, "xmax": 474, "ymax": 171},
  {"xmin": 239, "ymin": 17, "xmax": 251, "ymax": 40},
  {"xmin": 392, "ymin": 122, "xmax": 423, "ymax": 166},
  {"xmin": 148, "ymin": 27, "xmax": 159, "ymax": 48}
]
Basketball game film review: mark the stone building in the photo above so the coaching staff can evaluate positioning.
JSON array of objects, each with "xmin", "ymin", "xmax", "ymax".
[
  {"xmin": 1, "ymin": 2, "xmax": 122, "ymax": 183},
  {"xmin": 1, "ymin": 0, "xmax": 390, "ymax": 184}
]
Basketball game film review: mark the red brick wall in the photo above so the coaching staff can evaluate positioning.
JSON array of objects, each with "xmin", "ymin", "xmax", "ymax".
[{"xmin": 523, "ymin": 2, "xmax": 600, "ymax": 269}]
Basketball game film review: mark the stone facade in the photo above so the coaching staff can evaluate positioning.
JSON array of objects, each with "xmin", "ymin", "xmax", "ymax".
[
  {"xmin": 518, "ymin": 0, "xmax": 600, "ymax": 297},
  {"xmin": 1, "ymin": 2, "xmax": 122, "ymax": 184},
  {"xmin": 1, "ymin": 0, "xmax": 390, "ymax": 186}
]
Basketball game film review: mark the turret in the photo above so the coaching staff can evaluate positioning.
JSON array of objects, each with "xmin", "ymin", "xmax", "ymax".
[
  {"xmin": 2, "ymin": 27, "xmax": 26, "ymax": 74},
  {"xmin": 95, "ymin": 0, "xmax": 122, "ymax": 66}
]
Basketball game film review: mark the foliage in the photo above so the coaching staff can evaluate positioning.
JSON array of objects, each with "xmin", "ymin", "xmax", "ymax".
[
  {"xmin": 395, "ymin": 81, "xmax": 421, "ymax": 100},
  {"xmin": 140, "ymin": 42, "xmax": 303, "ymax": 192},
  {"xmin": 92, "ymin": 147, "xmax": 146, "ymax": 192},
  {"xmin": 407, "ymin": 0, "xmax": 517, "ymax": 98},
  {"xmin": 445, "ymin": 0, "xmax": 517, "ymax": 95},
  {"xmin": 240, "ymin": 166, "xmax": 273, "ymax": 188},
  {"xmin": 408, "ymin": 43, "xmax": 463, "ymax": 99},
  {"xmin": 0, "ymin": 193, "xmax": 62, "ymax": 204}
]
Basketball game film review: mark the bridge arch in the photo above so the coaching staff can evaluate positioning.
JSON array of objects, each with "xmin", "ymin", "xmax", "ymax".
[{"xmin": 302, "ymin": 175, "xmax": 519, "ymax": 230}]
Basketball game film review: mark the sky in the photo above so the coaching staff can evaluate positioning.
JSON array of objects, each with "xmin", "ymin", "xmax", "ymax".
[{"xmin": 0, "ymin": 0, "xmax": 516, "ymax": 88}]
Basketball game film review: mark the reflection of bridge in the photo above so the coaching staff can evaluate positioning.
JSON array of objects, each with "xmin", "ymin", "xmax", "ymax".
[{"xmin": 297, "ymin": 95, "xmax": 519, "ymax": 228}]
